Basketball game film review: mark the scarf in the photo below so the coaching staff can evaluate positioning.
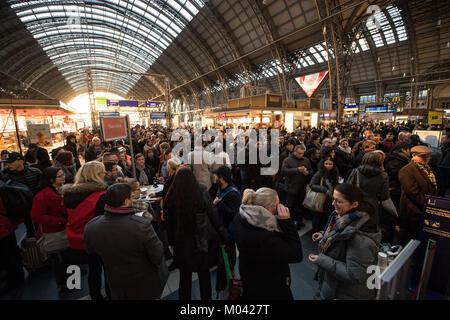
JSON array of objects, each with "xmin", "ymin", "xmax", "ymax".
[
  {"xmin": 318, "ymin": 211, "xmax": 366, "ymax": 253},
  {"xmin": 137, "ymin": 166, "xmax": 149, "ymax": 185},
  {"xmin": 338, "ymin": 145, "xmax": 351, "ymax": 154},
  {"xmin": 239, "ymin": 205, "xmax": 282, "ymax": 232},
  {"xmin": 412, "ymin": 159, "xmax": 437, "ymax": 189}
]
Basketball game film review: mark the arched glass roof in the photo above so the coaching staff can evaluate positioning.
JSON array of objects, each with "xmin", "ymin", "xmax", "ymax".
[{"xmin": 7, "ymin": 0, "xmax": 204, "ymax": 96}]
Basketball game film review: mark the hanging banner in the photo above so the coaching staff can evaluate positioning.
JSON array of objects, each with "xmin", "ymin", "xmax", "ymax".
[
  {"xmin": 100, "ymin": 117, "xmax": 128, "ymax": 141},
  {"xmin": 27, "ymin": 124, "xmax": 52, "ymax": 146},
  {"xmin": 295, "ymin": 70, "xmax": 329, "ymax": 98}
]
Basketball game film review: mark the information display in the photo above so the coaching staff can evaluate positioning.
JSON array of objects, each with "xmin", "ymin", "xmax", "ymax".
[
  {"xmin": 150, "ymin": 112, "xmax": 166, "ymax": 119},
  {"xmin": 145, "ymin": 101, "xmax": 159, "ymax": 108},
  {"xmin": 413, "ymin": 130, "xmax": 442, "ymax": 148},
  {"xmin": 413, "ymin": 196, "xmax": 450, "ymax": 298}
]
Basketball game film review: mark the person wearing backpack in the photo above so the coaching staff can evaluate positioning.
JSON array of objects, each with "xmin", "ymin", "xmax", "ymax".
[
  {"xmin": 0, "ymin": 187, "xmax": 24, "ymax": 295},
  {"xmin": 60, "ymin": 161, "xmax": 110, "ymax": 300},
  {"xmin": 3, "ymin": 152, "xmax": 41, "ymax": 237}
]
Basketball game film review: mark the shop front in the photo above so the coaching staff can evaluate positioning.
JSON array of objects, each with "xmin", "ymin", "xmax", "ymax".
[
  {"xmin": 0, "ymin": 99, "xmax": 76, "ymax": 154},
  {"xmin": 359, "ymin": 104, "xmax": 396, "ymax": 123}
]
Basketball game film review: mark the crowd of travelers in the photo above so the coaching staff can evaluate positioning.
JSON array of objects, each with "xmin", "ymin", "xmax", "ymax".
[{"xmin": 0, "ymin": 120, "xmax": 449, "ymax": 300}]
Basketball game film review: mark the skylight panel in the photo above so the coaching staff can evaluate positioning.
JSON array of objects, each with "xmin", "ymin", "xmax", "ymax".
[{"xmin": 7, "ymin": 0, "xmax": 204, "ymax": 94}]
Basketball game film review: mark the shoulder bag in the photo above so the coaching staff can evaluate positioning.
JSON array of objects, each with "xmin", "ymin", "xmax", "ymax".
[
  {"xmin": 303, "ymin": 177, "xmax": 327, "ymax": 213},
  {"xmin": 37, "ymin": 225, "xmax": 69, "ymax": 255}
]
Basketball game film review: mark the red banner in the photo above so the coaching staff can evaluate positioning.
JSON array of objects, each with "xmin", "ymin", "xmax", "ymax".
[
  {"xmin": 295, "ymin": 70, "xmax": 329, "ymax": 98},
  {"xmin": 100, "ymin": 117, "xmax": 128, "ymax": 141}
]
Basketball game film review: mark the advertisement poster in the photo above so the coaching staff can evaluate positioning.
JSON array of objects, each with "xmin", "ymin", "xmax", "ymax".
[
  {"xmin": 428, "ymin": 111, "xmax": 443, "ymax": 125},
  {"xmin": 100, "ymin": 117, "xmax": 128, "ymax": 141},
  {"xmin": 413, "ymin": 196, "xmax": 450, "ymax": 298},
  {"xmin": 27, "ymin": 124, "xmax": 52, "ymax": 146},
  {"xmin": 295, "ymin": 70, "xmax": 328, "ymax": 98}
]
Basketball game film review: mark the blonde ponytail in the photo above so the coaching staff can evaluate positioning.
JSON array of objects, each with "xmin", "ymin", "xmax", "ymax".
[
  {"xmin": 242, "ymin": 189, "xmax": 257, "ymax": 205},
  {"xmin": 242, "ymin": 187, "xmax": 278, "ymax": 209}
]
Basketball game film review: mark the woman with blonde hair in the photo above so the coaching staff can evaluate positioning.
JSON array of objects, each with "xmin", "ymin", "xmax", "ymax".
[
  {"xmin": 233, "ymin": 187, "xmax": 303, "ymax": 300},
  {"xmin": 61, "ymin": 161, "xmax": 110, "ymax": 300}
]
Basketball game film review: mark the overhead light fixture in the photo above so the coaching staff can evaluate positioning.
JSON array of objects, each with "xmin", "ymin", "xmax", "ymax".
[
  {"xmin": 403, "ymin": 73, "xmax": 406, "ymax": 77},
  {"xmin": 392, "ymin": 66, "xmax": 396, "ymax": 71}
]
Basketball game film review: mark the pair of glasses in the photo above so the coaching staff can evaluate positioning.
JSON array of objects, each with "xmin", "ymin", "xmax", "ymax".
[{"xmin": 57, "ymin": 174, "xmax": 65, "ymax": 178}]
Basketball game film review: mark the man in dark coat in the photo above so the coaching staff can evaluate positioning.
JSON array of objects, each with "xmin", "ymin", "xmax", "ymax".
[
  {"xmin": 281, "ymin": 145, "xmax": 312, "ymax": 228},
  {"xmin": 84, "ymin": 137, "xmax": 105, "ymax": 162},
  {"xmin": 3, "ymin": 152, "xmax": 41, "ymax": 237},
  {"xmin": 84, "ymin": 183, "xmax": 167, "ymax": 300},
  {"xmin": 384, "ymin": 142, "xmax": 411, "ymax": 209},
  {"xmin": 64, "ymin": 134, "xmax": 81, "ymax": 170},
  {"xmin": 24, "ymin": 143, "xmax": 51, "ymax": 171},
  {"xmin": 398, "ymin": 146, "xmax": 438, "ymax": 245}
]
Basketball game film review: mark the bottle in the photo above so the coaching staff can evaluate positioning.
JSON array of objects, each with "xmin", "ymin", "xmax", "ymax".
[{"xmin": 378, "ymin": 252, "xmax": 388, "ymax": 273}]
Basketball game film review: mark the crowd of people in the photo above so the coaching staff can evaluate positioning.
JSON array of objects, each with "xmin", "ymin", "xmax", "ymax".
[{"xmin": 0, "ymin": 120, "xmax": 449, "ymax": 300}]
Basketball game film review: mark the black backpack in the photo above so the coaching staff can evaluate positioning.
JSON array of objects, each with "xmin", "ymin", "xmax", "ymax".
[{"xmin": 0, "ymin": 180, "xmax": 34, "ymax": 220}]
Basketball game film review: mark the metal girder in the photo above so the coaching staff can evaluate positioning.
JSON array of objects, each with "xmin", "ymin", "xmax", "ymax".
[
  {"xmin": 360, "ymin": 24, "xmax": 383, "ymax": 103},
  {"xmin": 246, "ymin": 0, "xmax": 289, "ymax": 101},
  {"xmin": 85, "ymin": 69, "xmax": 97, "ymax": 129},
  {"xmin": 204, "ymin": 3, "xmax": 250, "ymax": 92},
  {"xmin": 398, "ymin": 0, "xmax": 420, "ymax": 109},
  {"xmin": 182, "ymin": 25, "xmax": 225, "ymax": 108}
]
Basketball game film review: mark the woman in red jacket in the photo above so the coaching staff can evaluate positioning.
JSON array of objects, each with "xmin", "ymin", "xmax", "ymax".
[
  {"xmin": 60, "ymin": 161, "xmax": 110, "ymax": 300},
  {"xmin": 31, "ymin": 167, "xmax": 68, "ymax": 293}
]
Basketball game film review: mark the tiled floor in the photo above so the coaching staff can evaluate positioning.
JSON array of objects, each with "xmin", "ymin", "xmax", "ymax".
[{"xmin": 0, "ymin": 220, "xmax": 318, "ymax": 300}]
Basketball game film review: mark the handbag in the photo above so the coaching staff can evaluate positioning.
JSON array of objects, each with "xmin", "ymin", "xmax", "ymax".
[
  {"xmin": 302, "ymin": 177, "xmax": 327, "ymax": 213},
  {"xmin": 221, "ymin": 246, "xmax": 242, "ymax": 300},
  {"xmin": 21, "ymin": 237, "xmax": 47, "ymax": 270},
  {"xmin": 37, "ymin": 225, "xmax": 69, "ymax": 255}
]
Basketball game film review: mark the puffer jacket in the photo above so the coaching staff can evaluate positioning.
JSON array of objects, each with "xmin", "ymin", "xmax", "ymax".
[
  {"xmin": 315, "ymin": 211, "xmax": 381, "ymax": 300},
  {"xmin": 2, "ymin": 165, "xmax": 41, "ymax": 195},
  {"xmin": 346, "ymin": 165, "xmax": 390, "ymax": 225},
  {"xmin": 61, "ymin": 182, "xmax": 106, "ymax": 250},
  {"xmin": 233, "ymin": 205, "xmax": 303, "ymax": 300}
]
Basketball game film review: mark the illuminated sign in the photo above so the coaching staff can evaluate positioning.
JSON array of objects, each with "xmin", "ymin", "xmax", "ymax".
[{"xmin": 295, "ymin": 71, "xmax": 329, "ymax": 98}]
